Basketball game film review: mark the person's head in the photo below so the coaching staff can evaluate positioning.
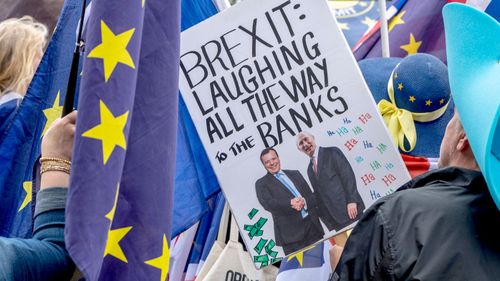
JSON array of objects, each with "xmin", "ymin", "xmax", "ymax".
[
  {"xmin": 438, "ymin": 110, "xmax": 479, "ymax": 170},
  {"xmin": 0, "ymin": 16, "xmax": 48, "ymax": 96},
  {"xmin": 260, "ymin": 147, "xmax": 281, "ymax": 174},
  {"xmin": 296, "ymin": 132, "xmax": 317, "ymax": 157}
]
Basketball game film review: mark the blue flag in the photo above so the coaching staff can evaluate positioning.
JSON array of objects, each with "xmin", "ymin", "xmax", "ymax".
[
  {"xmin": 172, "ymin": 0, "xmax": 221, "ymax": 237},
  {"xmin": 66, "ymin": 0, "xmax": 180, "ymax": 279},
  {"xmin": 354, "ymin": 0, "xmax": 448, "ymax": 61},
  {"xmin": 330, "ymin": 0, "xmax": 381, "ymax": 48},
  {"xmin": 0, "ymin": 0, "xmax": 83, "ymax": 238}
]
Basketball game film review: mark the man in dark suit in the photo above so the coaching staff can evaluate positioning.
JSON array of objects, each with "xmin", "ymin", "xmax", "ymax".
[
  {"xmin": 296, "ymin": 132, "xmax": 365, "ymax": 232},
  {"xmin": 255, "ymin": 148, "xmax": 324, "ymax": 255}
]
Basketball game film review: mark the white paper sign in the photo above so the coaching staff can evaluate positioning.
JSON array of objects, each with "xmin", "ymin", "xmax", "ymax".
[{"xmin": 179, "ymin": 0, "xmax": 410, "ymax": 268}]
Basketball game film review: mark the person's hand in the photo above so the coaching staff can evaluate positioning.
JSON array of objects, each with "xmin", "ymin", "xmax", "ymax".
[
  {"xmin": 347, "ymin": 203, "xmax": 358, "ymax": 219},
  {"xmin": 290, "ymin": 197, "xmax": 305, "ymax": 211},
  {"xmin": 329, "ymin": 244, "xmax": 344, "ymax": 270},
  {"xmin": 40, "ymin": 111, "xmax": 77, "ymax": 189},
  {"xmin": 41, "ymin": 111, "xmax": 77, "ymax": 161}
]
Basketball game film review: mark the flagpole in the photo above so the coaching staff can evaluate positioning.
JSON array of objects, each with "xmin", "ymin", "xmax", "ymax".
[
  {"xmin": 61, "ymin": 0, "xmax": 87, "ymax": 116},
  {"xmin": 378, "ymin": 0, "xmax": 390, "ymax": 58}
]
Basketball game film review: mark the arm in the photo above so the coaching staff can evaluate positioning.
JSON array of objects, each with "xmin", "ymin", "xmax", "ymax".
[
  {"xmin": 0, "ymin": 188, "xmax": 75, "ymax": 281},
  {"xmin": 0, "ymin": 111, "xmax": 77, "ymax": 281},
  {"xmin": 255, "ymin": 178, "xmax": 296, "ymax": 216},
  {"xmin": 329, "ymin": 147, "xmax": 359, "ymax": 203}
]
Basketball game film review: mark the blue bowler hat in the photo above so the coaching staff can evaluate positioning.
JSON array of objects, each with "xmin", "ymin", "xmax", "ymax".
[
  {"xmin": 358, "ymin": 54, "xmax": 455, "ymax": 158},
  {"xmin": 443, "ymin": 3, "xmax": 500, "ymax": 209}
]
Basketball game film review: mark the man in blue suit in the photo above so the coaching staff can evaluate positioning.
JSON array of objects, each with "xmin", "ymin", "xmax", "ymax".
[
  {"xmin": 297, "ymin": 132, "xmax": 365, "ymax": 232},
  {"xmin": 255, "ymin": 148, "xmax": 324, "ymax": 255}
]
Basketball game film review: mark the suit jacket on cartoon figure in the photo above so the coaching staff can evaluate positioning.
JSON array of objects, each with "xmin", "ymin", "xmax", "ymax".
[
  {"xmin": 255, "ymin": 170, "xmax": 323, "ymax": 255},
  {"xmin": 308, "ymin": 146, "xmax": 365, "ymax": 231}
]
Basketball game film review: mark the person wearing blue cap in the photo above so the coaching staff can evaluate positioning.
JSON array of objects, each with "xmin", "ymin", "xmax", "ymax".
[{"xmin": 329, "ymin": 4, "xmax": 500, "ymax": 281}]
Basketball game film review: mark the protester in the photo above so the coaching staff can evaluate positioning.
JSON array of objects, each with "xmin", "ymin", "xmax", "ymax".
[
  {"xmin": 0, "ymin": 16, "xmax": 47, "ymax": 135},
  {"xmin": 0, "ymin": 111, "xmax": 76, "ymax": 280},
  {"xmin": 330, "ymin": 110, "xmax": 500, "ymax": 280}
]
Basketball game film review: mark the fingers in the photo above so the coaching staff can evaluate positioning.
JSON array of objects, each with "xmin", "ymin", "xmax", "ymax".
[
  {"xmin": 347, "ymin": 206, "xmax": 357, "ymax": 219},
  {"xmin": 63, "ymin": 110, "xmax": 77, "ymax": 125}
]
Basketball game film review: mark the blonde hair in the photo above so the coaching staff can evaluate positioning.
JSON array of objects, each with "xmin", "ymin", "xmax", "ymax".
[{"xmin": 0, "ymin": 16, "xmax": 48, "ymax": 96}]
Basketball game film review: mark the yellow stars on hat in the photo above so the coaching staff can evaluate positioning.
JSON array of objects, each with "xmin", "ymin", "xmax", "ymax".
[
  {"xmin": 439, "ymin": 98, "xmax": 445, "ymax": 105},
  {"xmin": 287, "ymin": 245, "xmax": 314, "ymax": 267},
  {"xmin": 338, "ymin": 22, "xmax": 349, "ymax": 30},
  {"xmin": 425, "ymin": 100, "xmax": 432, "ymax": 106},
  {"xmin": 398, "ymin": 83, "xmax": 404, "ymax": 91},
  {"xmin": 400, "ymin": 33, "xmax": 422, "ymax": 56},
  {"xmin": 144, "ymin": 234, "xmax": 170, "ymax": 281},
  {"xmin": 409, "ymin": 96, "xmax": 416, "ymax": 103},
  {"xmin": 41, "ymin": 91, "xmax": 63, "ymax": 137},
  {"xmin": 18, "ymin": 181, "xmax": 32, "ymax": 212},
  {"xmin": 88, "ymin": 20, "xmax": 136, "ymax": 82},
  {"xmin": 389, "ymin": 10, "xmax": 406, "ymax": 32},
  {"xmin": 104, "ymin": 184, "xmax": 133, "ymax": 263},
  {"xmin": 361, "ymin": 16, "xmax": 377, "ymax": 27},
  {"xmin": 82, "ymin": 100, "xmax": 129, "ymax": 165}
]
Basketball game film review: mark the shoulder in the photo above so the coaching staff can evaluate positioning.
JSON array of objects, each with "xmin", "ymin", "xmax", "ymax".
[
  {"xmin": 320, "ymin": 146, "xmax": 343, "ymax": 156},
  {"xmin": 255, "ymin": 174, "xmax": 271, "ymax": 187}
]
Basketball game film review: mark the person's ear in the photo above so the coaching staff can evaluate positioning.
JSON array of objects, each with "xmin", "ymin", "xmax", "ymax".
[{"xmin": 456, "ymin": 132, "xmax": 470, "ymax": 152}]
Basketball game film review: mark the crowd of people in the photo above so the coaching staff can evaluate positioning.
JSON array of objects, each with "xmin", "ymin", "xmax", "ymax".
[{"xmin": 0, "ymin": 3, "xmax": 499, "ymax": 281}]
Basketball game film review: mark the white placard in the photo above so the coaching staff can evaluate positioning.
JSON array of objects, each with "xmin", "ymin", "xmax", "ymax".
[{"xmin": 179, "ymin": 0, "xmax": 410, "ymax": 268}]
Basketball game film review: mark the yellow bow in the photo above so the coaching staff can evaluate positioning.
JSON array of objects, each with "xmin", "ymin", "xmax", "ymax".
[
  {"xmin": 378, "ymin": 99, "xmax": 417, "ymax": 152},
  {"xmin": 378, "ymin": 68, "xmax": 451, "ymax": 152}
]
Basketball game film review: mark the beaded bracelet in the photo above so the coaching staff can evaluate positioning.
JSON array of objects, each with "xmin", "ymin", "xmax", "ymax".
[{"xmin": 39, "ymin": 157, "xmax": 71, "ymax": 175}]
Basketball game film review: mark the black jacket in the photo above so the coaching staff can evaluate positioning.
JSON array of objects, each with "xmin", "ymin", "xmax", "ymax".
[
  {"xmin": 255, "ymin": 170, "xmax": 321, "ymax": 251},
  {"xmin": 308, "ymin": 146, "xmax": 365, "ymax": 231},
  {"xmin": 332, "ymin": 167, "xmax": 500, "ymax": 281}
]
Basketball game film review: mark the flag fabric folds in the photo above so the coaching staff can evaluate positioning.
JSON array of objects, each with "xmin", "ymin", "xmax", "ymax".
[
  {"xmin": 276, "ymin": 241, "xmax": 332, "ymax": 281},
  {"xmin": 0, "ymin": 0, "xmax": 83, "ymax": 238},
  {"xmin": 172, "ymin": 0, "xmax": 221, "ymax": 237},
  {"xmin": 184, "ymin": 192, "xmax": 225, "ymax": 281},
  {"xmin": 330, "ymin": 0, "xmax": 381, "ymax": 48},
  {"xmin": 354, "ymin": 0, "xmax": 449, "ymax": 61},
  {"xmin": 65, "ymin": 0, "xmax": 180, "ymax": 280}
]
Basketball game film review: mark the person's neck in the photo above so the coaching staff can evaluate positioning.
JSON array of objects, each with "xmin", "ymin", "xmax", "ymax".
[{"xmin": 448, "ymin": 156, "xmax": 480, "ymax": 171}]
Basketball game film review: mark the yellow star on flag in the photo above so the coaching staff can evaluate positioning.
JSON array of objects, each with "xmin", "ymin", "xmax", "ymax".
[
  {"xmin": 398, "ymin": 83, "xmax": 404, "ymax": 91},
  {"xmin": 409, "ymin": 96, "xmax": 416, "ymax": 103},
  {"xmin": 87, "ymin": 20, "xmax": 136, "ymax": 82},
  {"xmin": 82, "ymin": 100, "xmax": 129, "ymax": 165},
  {"xmin": 18, "ymin": 181, "xmax": 32, "ymax": 212},
  {"xmin": 425, "ymin": 100, "xmax": 432, "ymax": 106},
  {"xmin": 104, "ymin": 226, "xmax": 133, "ymax": 263},
  {"xmin": 145, "ymin": 234, "xmax": 170, "ymax": 281},
  {"xmin": 105, "ymin": 184, "xmax": 120, "ymax": 222},
  {"xmin": 400, "ymin": 33, "xmax": 422, "ymax": 56},
  {"xmin": 389, "ymin": 10, "xmax": 406, "ymax": 32},
  {"xmin": 287, "ymin": 246, "xmax": 314, "ymax": 267},
  {"xmin": 338, "ymin": 22, "xmax": 349, "ymax": 30},
  {"xmin": 41, "ymin": 91, "xmax": 63, "ymax": 137},
  {"xmin": 361, "ymin": 17, "xmax": 377, "ymax": 27}
]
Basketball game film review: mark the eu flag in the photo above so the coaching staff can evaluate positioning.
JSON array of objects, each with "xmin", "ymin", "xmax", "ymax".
[
  {"xmin": 65, "ymin": 0, "xmax": 180, "ymax": 280},
  {"xmin": 354, "ymin": 0, "xmax": 448, "ymax": 62},
  {"xmin": 0, "ymin": 0, "xmax": 83, "ymax": 238}
]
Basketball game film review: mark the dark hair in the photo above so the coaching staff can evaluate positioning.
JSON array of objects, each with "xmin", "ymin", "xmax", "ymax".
[{"xmin": 260, "ymin": 147, "xmax": 278, "ymax": 161}]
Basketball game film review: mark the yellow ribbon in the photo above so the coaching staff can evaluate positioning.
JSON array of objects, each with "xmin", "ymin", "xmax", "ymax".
[
  {"xmin": 378, "ymin": 68, "xmax": 451, "ymax": 152},
  {"xmin": 378, "ymin": 100, "xmax": 417, "ymax": 152}
]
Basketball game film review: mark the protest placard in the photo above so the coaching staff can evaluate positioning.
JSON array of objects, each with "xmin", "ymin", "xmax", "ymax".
[{"xmin": 179, "ymin": 0, "xmax": 411, "ymax": 268}]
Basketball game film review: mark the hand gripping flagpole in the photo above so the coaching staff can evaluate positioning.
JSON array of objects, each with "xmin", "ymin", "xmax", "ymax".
[
  {"xmin": 378, "ymin": 0, "xmax": 390, "ymax": 58},
  {"xmin": 61, "ymin": 0, "xmax": 87, "ymax": 116}
]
